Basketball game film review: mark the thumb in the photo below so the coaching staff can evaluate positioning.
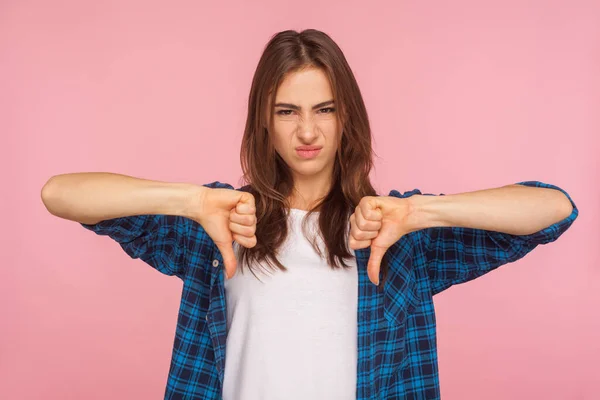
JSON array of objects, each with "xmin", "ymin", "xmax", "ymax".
[
  {"xmin": 367, "ymin": 244, "xmax": 387, "ymax": 286},
  {"xmin": 215, "ymin": 241, "xmax": 237, "ymax": 279}
]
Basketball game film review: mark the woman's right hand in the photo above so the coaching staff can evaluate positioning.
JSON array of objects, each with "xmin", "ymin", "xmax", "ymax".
[{"xmin": 187, "ymin": 186, "xmax": 257, "ymax": 279}]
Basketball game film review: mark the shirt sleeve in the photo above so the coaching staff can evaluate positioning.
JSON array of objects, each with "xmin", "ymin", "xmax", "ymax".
[
  {"xmin": 390, "ymin": 181, "xmax": 579, "ymax": 295},
  {"xmin": 79, "ymin": 181, "xmax": 234, "ymax": 279}
]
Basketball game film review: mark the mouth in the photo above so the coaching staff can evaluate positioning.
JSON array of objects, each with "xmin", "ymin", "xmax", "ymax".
[{"xmin": 295, "ymin": 146, "xmax": 322, "ymax": 159}]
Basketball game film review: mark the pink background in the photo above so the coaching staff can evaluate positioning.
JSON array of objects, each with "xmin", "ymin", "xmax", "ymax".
[{"xmin": 3, "ymin": 0, "xmax": 599, "ymax": 399}]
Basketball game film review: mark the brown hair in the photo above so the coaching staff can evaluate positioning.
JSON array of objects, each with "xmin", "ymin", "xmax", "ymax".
[{"xmin": 237, "ymin": 29, "xmax": 389, "ymax": 283}]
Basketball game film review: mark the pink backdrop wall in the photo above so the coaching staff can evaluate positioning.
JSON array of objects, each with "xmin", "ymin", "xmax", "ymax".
[{"xmin": 3, "ymin": 0, "xmax": 598, "ymax": 399}]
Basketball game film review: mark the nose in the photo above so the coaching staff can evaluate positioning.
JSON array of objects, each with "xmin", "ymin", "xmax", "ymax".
[{"xmin": 297, "ymin": 117, "xmax": 319, "ymax": 142}]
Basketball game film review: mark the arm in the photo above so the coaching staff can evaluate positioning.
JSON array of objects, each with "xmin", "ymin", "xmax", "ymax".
[
  {"xmin": 399, "ymin": 181, "xmax": 578, "ymax": 294},
  {"xmin": 41, "ymin": 172, "xmax": 214, "ymax": 278},
  {"xmin": 41, "ymin": 172, "xmax": 202, "ymax": 224},
  {"xmin": 409, "ymin": 182, "xmax": 574, "ymax": 235}
]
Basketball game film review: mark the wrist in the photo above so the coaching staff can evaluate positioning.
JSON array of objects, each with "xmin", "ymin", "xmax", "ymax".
[
  {"xmin": 179, "ymin": 184, "xmax": 207, "ymax": 220},
  {"xmin": 162, "ymin": 183, "xmax": 205, "ymax": 219},
  {"xmin": 406, "ymin": 194, "xmax": 449, "ymax": 231}
]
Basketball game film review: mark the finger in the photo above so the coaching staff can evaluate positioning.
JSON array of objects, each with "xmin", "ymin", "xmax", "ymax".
[
  {"xmin": 230, "ymin": 219, "xmax": 256, "ymax": 237},
  {"xmin": 355, "ymin": 205, "xmax": 382, "ymax": 231},
  {"xmin": 348, "ymin": 235, "xmax": 371, "ymax": 250},
  {"xmin": 367, "ymin": 244, "xmax": 387, "ymax": 285},
  {"xmin": 350, "ymin": 224, "xmax": 379, "ymax": 241},
  {"xmin": 233, "ymin": 233, "xmax": 257, "ymax": 248},
  {"xmin": 359, "ymin": 198, "xmax": 383, "ymax": 222},
  {"xmin": 215, "ymin": 241, "xmax": 237, "ymax": 280},
  {"xmin": 236, "ymin": 192, "xmax": 256, "ymax": 214},
  {"xmin": 351, "ymin": 210, "xmax": 380, "ymax": 242},
  {"xmin": 230, "ymin": 209, "xmax": 257, "ymax": 226}
]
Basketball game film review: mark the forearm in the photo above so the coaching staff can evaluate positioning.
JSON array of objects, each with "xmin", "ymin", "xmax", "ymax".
[
  {"xmin": 408, "ymin": 184, "xmax": 573, "ymax": 235},
  {"xmin": 41, "ymin": 172, "xmax": 203, "ymax": 225}
]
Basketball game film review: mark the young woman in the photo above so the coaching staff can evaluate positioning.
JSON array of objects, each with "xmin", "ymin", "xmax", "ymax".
[{"xmin": 41, "ymin": 29, "xmax": 578, "ymax": 400}]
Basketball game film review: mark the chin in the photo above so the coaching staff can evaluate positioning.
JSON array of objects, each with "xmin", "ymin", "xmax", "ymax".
[{"xmin": 291, "ymin": 164, "xmax": 324, "ymax": 177}]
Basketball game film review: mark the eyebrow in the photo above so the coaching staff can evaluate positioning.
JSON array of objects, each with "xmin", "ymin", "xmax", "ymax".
[{"xmin": 274, "ymin": 100, "xmax": 335, "ymax": 110}]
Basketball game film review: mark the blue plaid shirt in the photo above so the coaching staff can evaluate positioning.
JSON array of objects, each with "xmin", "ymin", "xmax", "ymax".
[{"xmin": 81, "ymin": 180, "xmax": 578, "ymax": 399}]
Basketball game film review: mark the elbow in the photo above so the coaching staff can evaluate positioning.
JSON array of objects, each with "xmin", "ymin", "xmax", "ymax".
[
  {"xmin": 41, "ymin": 176, "xmax": 101, "ymax": 225},
  {"xmin": 41, "ymin": 176, "xmax": 60, "ymax": 216},
  {"xmin": 549, "ymin": 187, "xmax": 575, "ymax": 222},
  {"xmin": 558, "ymin": 193, "xmax": 574, "ymax": 220}
]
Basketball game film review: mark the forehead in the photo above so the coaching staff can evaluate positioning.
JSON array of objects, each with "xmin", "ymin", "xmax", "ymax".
[{"xmin": 275, "ymin": 67, "xmax": 333, "ymax": 102}]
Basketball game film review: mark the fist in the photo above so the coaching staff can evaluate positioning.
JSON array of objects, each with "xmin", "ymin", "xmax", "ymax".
[
  {"xmin": 349, "ymin": 196, "xmax": 412, "ymax": 285},
  {"xmin": 191, "ymin": 186, "xmax": 257, "ymax": 279}
]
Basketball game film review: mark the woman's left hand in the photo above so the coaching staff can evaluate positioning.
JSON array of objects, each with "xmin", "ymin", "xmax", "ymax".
[{"xmin": 349, "ymin": 196, "xmax": 416, "ymax": 285}]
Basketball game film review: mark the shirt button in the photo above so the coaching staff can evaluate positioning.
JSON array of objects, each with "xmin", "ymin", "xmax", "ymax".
[{"xmin": 212, "ymin": 259, "xmax": 219, "ymax": 268}]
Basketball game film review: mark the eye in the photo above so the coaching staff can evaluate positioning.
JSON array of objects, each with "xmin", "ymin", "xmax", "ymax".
[
  {"xmin": 318, "ymin": 107, "xmax": 336, "ymax": 114},
  {"xmin": 276, "ymin": 109, "xmax": 294, "ymax": 116}
]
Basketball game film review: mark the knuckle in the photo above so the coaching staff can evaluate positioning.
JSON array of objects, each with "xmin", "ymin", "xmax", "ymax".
[{"xmin": 357, "ymin": 230, "xmax": 369, "ymax": 240}]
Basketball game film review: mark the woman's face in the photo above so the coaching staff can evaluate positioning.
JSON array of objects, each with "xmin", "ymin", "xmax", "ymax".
[{"xmin": 270, "ymin": 67, "xmax": 339, "ymax": 181}]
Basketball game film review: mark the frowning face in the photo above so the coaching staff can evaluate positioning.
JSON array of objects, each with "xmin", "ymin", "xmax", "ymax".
[{"xmin": 269, "ymin": 67, "xmax": 339, "ymax": 181}]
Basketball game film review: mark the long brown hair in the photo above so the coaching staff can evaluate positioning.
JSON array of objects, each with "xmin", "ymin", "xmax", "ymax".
[{"xmin": 237, "ymin": 29, "xmax": 389, "ymax": 282}]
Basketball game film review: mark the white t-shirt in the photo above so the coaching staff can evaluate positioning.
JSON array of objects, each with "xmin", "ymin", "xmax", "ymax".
[{"xmin": 222, "ymin": 208, "xmax": 358, "ymax": 400}]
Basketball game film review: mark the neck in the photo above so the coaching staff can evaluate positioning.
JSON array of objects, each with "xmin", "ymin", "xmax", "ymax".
[{"xmin": 288, "ymin": 173, "xmax": 332, "ymax": 211}]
